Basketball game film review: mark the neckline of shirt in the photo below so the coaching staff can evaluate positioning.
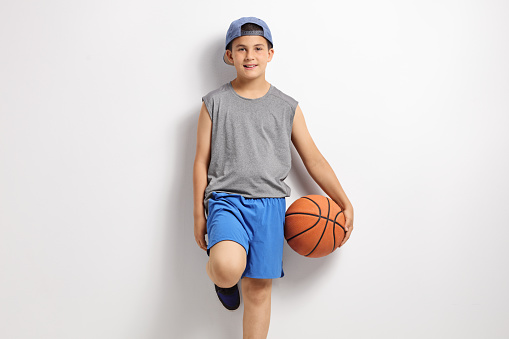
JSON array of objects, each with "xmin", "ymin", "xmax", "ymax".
[{"xmin": 228, "ymin": 81, "xmax": 273, "ymax": 101}]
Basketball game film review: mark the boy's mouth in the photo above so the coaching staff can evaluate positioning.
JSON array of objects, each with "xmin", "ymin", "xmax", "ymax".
[{"xmin": 244, "ymin": 64, "xmax": 257, "ymax": 69}]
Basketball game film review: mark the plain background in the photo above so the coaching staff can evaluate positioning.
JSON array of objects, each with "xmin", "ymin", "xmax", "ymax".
[{"xmin": 1, "ymin": 1, "xmax": 508, "ymax": 338}]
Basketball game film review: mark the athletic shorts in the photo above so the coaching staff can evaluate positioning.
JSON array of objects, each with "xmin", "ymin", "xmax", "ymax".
[{"xmin": 206, "ymin": 191, "xmax": 286, "ymax": 279}]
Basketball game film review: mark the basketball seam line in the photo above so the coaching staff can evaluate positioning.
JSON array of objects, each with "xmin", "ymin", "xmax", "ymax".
[
  {"xmin": 305, "ymin": 197, "xmax": 331, "ymax": 257},
  {"xmin": 332, "ymin": 210, "xmax": 347, "ymax": 252},
  {"xmin": 285, "ymin": 214, "xmax": 321, "ymax": 242},
  {"xmin": 285, "ymin": 211, "xmax": 344, "ymax": 227}
]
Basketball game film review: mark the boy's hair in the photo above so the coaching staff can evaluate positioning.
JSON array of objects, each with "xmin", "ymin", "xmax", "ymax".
[{"xmin": 226, "ymin": 23, "xmax": 274, "ymax": 53}]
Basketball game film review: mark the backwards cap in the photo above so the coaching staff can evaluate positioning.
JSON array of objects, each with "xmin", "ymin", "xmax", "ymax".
[{"xmin": 223, "ymin": 17, "xmax": 273, "ymax": 66}]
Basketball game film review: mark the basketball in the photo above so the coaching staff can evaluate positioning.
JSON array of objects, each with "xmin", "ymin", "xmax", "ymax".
[{"xmin": 284, "ymin": 195, "xmax": 346, "ymax": 258}]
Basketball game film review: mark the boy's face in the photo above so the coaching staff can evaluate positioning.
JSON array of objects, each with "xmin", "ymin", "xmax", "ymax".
[{"xmin": 225, "ymin": 35, "xmax": 274, "ymax": 78}]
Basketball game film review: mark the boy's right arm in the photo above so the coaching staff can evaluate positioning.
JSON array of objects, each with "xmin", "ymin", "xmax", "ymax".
[{"xmin": 193, "ymin": 102, "xmax": 212, "ymax": 251}]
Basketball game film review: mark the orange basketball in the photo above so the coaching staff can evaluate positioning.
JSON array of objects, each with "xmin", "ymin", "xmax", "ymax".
[{"xmin": 284, "ymin": 195, "xmax": 346, "ymax": 258}]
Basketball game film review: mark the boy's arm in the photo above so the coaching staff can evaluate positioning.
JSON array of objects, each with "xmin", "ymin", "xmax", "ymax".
[
  {"xmin": 291, "ymin": 104, "xmax": 354, "ymax": 244},
  {"xmin": 193, "ymin": 102, "xmax": 212, "ymax": 251},
  {"xmin": 193, "ymin": 102, "xmax": 212, "ymax": 218}
]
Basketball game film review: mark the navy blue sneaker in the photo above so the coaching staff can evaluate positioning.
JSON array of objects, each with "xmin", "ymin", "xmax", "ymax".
[{"xmin": 214, "ymin": 283, "xmax": 240, "ymax": 310}]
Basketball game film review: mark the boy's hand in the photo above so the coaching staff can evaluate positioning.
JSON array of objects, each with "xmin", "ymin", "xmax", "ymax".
[
  {"xmin": 339, "ymin": 206, "xmax": 354, "ymax": 247},
  {"xmin": 194, "ymin": 215, "xmax": 208, "ymax": 252}
]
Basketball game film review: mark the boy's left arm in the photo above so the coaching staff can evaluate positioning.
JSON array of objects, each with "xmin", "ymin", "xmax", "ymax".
[{"xmin": 291, "ymin": 104, "xmax": 354, "ymax": 246}]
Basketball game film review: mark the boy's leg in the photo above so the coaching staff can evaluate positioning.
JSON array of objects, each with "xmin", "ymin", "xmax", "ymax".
[
  {"xmin": 206, "ymin": 240, "xmax": 247, "ymax": 288},
  {"xmin": 241, "ymin": 277, "xmax": 272, "ymax": 339}
]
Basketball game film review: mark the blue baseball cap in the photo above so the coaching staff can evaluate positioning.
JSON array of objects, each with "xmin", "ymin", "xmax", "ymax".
[{"xmin": 223, "ymin": 17, "xmax": 273, "ymax": 66}]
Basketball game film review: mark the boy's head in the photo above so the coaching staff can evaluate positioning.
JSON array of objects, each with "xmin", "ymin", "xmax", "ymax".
[
  {"xmin": 224, "ymin": 34, "xmax": 274, "ymax": 77},
  {"xmin": 223, "ymin": 17, "xmax": 274, "ymax": 66}
]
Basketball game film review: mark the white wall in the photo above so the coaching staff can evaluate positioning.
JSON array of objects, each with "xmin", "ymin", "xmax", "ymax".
[{"xmin": 1, "ymin": 1, "xmax": 508, "ymax": 338}]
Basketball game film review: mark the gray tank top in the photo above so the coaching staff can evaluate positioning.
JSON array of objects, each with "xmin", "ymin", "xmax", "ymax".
[{"xmin": 201, "ymin": 81, "xmax": 298, "ymax": 218}]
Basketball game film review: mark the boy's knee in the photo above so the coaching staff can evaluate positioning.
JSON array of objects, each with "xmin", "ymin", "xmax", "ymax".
[{"xmin": 209, "ymin": 255, "xmax": 245, "ymax": 287}]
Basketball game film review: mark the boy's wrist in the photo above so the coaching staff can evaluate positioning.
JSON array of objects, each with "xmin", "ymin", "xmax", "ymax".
[{"xmin": 342, "ymin": 203, "xmax": 353, "ymax": 212}]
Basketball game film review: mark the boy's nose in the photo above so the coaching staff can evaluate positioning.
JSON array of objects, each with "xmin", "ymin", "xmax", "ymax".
[{"xmin": 246, "ymin": 50, "xmax": 255, "ymax": 60}]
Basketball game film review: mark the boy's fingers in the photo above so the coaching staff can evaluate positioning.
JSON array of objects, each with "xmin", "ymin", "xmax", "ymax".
[
  {"xmin": 196, "ymin": 237, "xmax": 206, "ymax": 250},
  {"xmin": 344, "ymin": 218, "xmax": 353, "ymax": 232},
  {"xmin": 340, "ymin": 225, "xmax": 352, "ymax": 246},
  {"xmin": 340, "ymin": 234, "xmax": 349, "ymax": 247},
  {"xmin": 345, "ymin": 216, "xmax": 353, "ymax": 230}
]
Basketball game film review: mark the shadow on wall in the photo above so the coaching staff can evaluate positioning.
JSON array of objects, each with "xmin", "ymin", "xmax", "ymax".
[
  {"xmin": 147, "ymin": 37, "xmax": 244, "ymax": 339},
  {"xmin": 148, "ymin": 108, "xmax": 243, "ymax": 339}
]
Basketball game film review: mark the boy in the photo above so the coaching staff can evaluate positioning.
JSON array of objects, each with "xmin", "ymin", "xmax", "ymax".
[{"xmin": 193, "ymin": 17, "xmax": 354, "ymax": 338}]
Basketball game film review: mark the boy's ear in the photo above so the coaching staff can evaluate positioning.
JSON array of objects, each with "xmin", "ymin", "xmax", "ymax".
[
  {"xmin": 268, "ymin": 48, "xmax": 274, "ymax": 62},
  {"xmin": 225, "ymin": 49, "xmax": 233, "ymax": 63}
]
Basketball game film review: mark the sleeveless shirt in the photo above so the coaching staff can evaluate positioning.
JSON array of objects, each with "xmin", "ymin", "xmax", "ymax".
[{"xmin": 201, "ymin": 81, "xmax": 299, "ymax": 218}]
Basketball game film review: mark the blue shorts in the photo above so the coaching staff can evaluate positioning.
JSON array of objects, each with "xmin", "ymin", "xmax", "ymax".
[{"xmin": 206, "ymin": 191, "xmax": 286, "ymax": 279}]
